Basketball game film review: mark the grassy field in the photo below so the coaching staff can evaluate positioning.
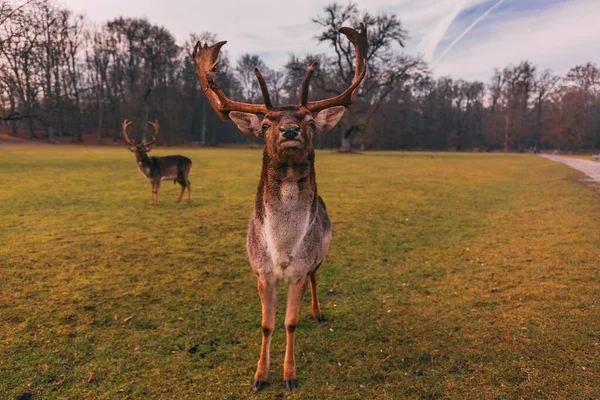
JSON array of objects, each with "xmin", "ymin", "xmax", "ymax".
[{"xmin": 1, "ymin": 146, "xmax": 600, "ymax": 399}]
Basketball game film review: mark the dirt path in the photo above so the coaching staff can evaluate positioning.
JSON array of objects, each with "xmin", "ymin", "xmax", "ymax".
[{"xmin": 540, "ymin": 154, "xmax": 600, "ymax": 182}]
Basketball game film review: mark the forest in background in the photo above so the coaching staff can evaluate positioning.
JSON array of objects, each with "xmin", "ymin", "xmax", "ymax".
[{"xmin": 1, "ymin": 0, "xmax": 599, "ymax": 151}]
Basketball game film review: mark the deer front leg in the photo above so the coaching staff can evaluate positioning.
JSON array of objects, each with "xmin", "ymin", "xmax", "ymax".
[
  {"xmin": 253, "ymin": 276, "xmax": 276, "ymax": 391},
  {"xmin": 187, "ymin": 180, "xmax": 192, "ymax": 203},
  {"xmin": 283, "ymin": 277, "xmax": 309, "ymax": 390},
  {"xmin": 151, "ymin": 181, "xmax": 160, "ymax": 206},
  {"xmin": 176, "ymin": 184, "xmax": 185, "ymax": 203},
  {"xmin": 309, "ymin": 268, "xmax": 324, "ymax": 322}
]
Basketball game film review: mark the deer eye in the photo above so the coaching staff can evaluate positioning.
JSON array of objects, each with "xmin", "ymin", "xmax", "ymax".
[
  {"xmin": 262, "ymin": 123, "xmax": 270, "ymax": 131},
  {"xmin": 308, "ymin": 120, "xmax": 316, "ymax": 129}
]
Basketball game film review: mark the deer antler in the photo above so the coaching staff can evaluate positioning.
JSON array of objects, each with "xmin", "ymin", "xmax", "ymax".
[
  {"xmin": 145, "ymin": 120, "xmax": 159, "ymax": 146},
  {"xmin": 193, "ymin": 41, "xmax": 269, "ymax": 120},
  {"xmin": 193, "ymin": 24, "xmax": 367, "ymax": 119},
  {"xmin": 122, "ymin": 119, "xmax": 136, "ymax": 145},
  {"xmin": 301, "ymin": 62, "xmax": 318, "ymax": 107},
  {"xmin": 305, "ymin": 24, "xmax": 368, "ymax": 112},
  {"xmin": 254, "ymin": 68, "xmax": 273, "ymax": 109}
]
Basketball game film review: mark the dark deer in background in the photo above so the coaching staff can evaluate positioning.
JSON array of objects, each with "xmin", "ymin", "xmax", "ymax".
[
  {"xmin": 194, "ymin": 24, "xmax": 367, "ymax": 391},
  {"xmin": 123, "ymin": 120, "xmax": 192, "ymax": 206}
]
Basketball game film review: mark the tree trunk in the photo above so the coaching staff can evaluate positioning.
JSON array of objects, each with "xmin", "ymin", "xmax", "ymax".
[
  {"xmin": 340, "ymin": 134, "xmax": 351, "ymax": 152},
  {"xmin": 114, "ymin": 113, "xmax": 121, "ymax": 143},
  {"xmin": 9, "ymin": 93, "xmax": 17, "ymax": 137},
  {"xmin": 142, "ymin": 94, "xmax": 150, "ymax": 142},
  {"xmin": 201, "ymin": 101, "xmax": 206, "ymax": 146},
  {"xmin": 503, "ymin": 110, "xmax": 511, "ymax": 152},
  {"xmin": 97, "ymin": 98, "xmax": 103, "ymax": 144},
  {"xmin": 10, "ymin": 119, "xmax": 18, "ymax": 137},
  {"xmin": 74, "ymin": 96, "xmax": 83, "ymax": 142},
  {"xmin": 50, "ymin": 126, "xmax": 58, "ymax": 143},
  {"xmin": 534, "ymin": 103, "xmax": 543, "ymax": 152},
  {"xmin": 339, "ymin": 118, "xmax": 356, "ymax": 153},
  {"xmin": 47, "ymin": 122, "xmax": 55, "ymax": 143},
  {"xmin": 26, "ymin": 121, "xmax": 34, "ymax": 139}
]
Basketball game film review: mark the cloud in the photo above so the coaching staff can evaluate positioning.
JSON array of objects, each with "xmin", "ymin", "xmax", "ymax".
[
  {"xmin": 434, "ymin": 0, "xmax": 600, "ymax": 81},
  {"xmin": 382, "ymin": 0, "xmax": 479, "ymax": 56},
  {"xmin": 433, "ymin": 0, "xmax": 506, "ymax": 65},
  {"xmin": 418, "ymin": 0, "xmax": 473, "ymax": 62}
]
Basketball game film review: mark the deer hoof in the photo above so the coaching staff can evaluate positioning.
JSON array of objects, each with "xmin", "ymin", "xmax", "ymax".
[
  {"xmin": 252, "ymin": 380, "xmax": 267, "ymax": 391},
  {"xmin": 284, "ymin": 379, "xmax": 298, "ymax": 390},
  {"xmin": 315, "ymin": 315, "xmax": 326, "ymax": 323}
]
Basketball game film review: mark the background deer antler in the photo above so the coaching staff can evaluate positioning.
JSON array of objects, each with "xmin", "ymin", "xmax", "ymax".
[
  {"xmin": 145, "ymin": 120, "xmax": 160, "ymax": 146},
  {"xmin": 122, "ymin": 119, "xmax": 136, "ymax": 145}
]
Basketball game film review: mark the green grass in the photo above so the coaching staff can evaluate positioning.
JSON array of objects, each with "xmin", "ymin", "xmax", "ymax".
[{"xmin": 1, "ymin": 146, "xmax": 600, "ymax": 399}]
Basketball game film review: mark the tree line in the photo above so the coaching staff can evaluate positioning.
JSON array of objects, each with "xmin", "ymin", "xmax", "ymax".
[{"xmin": 1, "ymin": 0, "xmax": 599, "ymax": 151}]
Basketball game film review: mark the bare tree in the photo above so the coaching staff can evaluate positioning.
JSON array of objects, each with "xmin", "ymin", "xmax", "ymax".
[
  {"xmin": 312, "ymin": 2, "xmax": 427, "ymax": 151},
  {"xmin": 235, "ymin": 54, "xmax": 268, "ymax": 103},
  {"xmin": 565, "ymin": 62, "xmax": 600, "ymax": 99},
  {"xmin": 532, "ymin": 69, "xmax": 560, "ymax": 151},
  {"xmin": 492, "ymin": 61, "xmax": 536, "ymax": 151},
  {"xmin": 0, "ymin": 0, "xmax": 33, "ymax": 46},
  {"xmin": 562, "ymin": 63, "xmax": 600, "ymax": 148},
  {"xmin": 264, "ymin": 69, "xmax": 285, "ymax": 105},
  {"xmin": 0, "ymin": 0, "xmax": 43, "ymax": 138}
]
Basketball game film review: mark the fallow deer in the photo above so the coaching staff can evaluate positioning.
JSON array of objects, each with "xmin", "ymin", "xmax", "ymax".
[
  {"xmin": 193, "ymin": 24, "xmax": 367, "ymax": 390},
  {"xmin": 122, "ymin": 120, "xmax": 192, "ymax": 206}
]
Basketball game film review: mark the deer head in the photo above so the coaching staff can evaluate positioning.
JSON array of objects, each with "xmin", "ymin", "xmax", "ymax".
[
  {"xmin": 122, "ymin": 119, "xmax": 160, "ymax": 162},
  {"xmin": 193, "ymin": 25, "xmax": 367, "ymax": 162}
]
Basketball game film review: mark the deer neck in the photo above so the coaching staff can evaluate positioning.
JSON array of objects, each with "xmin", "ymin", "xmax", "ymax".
[
  {"xmin": 136, "ymin": 153, "xmax": 153, "ymax": 179},
  {"xmin": 136, "ymin": 152, "xmax": 151, "ymax": 165},
  {"xmin": 254, "ymin": 149, "xmax": 318, "ymax": 223}
]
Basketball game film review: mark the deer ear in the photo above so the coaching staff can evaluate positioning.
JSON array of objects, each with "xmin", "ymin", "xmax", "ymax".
[
  {"xmin": 229, "ymin": 111, "xmax": 263, "ymax": 138},
  {"xmin": 314, "ymin": 106, "xmax": 346, "ymax": 134},
  {"xmin": 128, "ymin": 146, "xmax": 137, "ymax": 152}
]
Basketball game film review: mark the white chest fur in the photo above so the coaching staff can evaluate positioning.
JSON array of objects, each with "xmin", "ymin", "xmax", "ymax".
[
  {"xmin": 263, "ymin": 181, "xmax": 311, "ymax": 270},
  {"xmin": 137, "ymin": 162, "xmax": 152, "ymax": 180}
]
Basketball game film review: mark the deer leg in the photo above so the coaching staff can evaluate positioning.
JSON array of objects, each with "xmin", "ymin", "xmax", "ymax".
[
  {"xmin": 186, "ymin": 180, "xmax": 192, "ymax": 202},
  {"xmin": 176, "ymin": 183, "xmax": 185, "ymax": 203},
  {"xmin": 283, "ymin": 277, "xmax": 309, "ymax": 390},
  {"xmin": 309, "ymin": 267, "xmax": 324, "ymax": 322},
  {"xmin": 253, "ymin": 276, "xmax": 276, "ymax": 391},
  {"xmin": 152, "ymin": 181, "xmax": 160, "ymax": 206}
]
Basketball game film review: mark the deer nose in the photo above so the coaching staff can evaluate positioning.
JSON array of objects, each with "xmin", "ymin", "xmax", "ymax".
[{"xmin": 279, "ymin": 125, "xmax": 300, "ymax": 140}]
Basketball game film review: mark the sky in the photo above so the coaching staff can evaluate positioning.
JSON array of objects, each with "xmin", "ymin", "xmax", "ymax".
[{"xmin": 61, "ymin": 0, "xmax": 600, "ymax": 82}]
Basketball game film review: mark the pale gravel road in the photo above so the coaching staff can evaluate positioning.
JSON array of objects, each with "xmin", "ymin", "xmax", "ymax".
[{"xmin": 540, "ymin": 154, "xmax": 600, "ymax": 182}]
